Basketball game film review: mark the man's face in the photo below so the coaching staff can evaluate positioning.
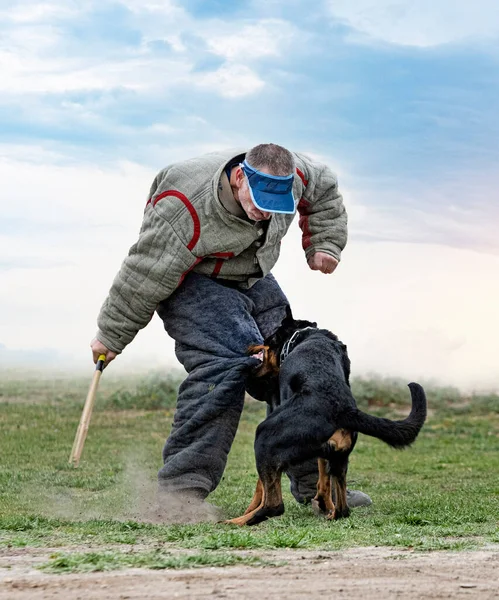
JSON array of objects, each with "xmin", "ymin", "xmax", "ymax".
[{"xmin": 233, "ymin": 166, "xmax": 271, "ymax": 221}]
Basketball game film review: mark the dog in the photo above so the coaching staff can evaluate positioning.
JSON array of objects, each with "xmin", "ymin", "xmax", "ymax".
[{"xmin": 227, "ymin": 307, "xmax": 427, "ymax": 526}]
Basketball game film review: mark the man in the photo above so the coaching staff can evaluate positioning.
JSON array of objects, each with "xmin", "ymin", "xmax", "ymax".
[{"xmin": 91, "ymin": 143, "xmax": 371, "ymax": 509}]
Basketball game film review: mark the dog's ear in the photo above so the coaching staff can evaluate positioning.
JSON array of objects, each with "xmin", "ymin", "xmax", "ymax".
[{"xmin": 284, "ymin": 304, "xmax": 293, "ymax": 321}]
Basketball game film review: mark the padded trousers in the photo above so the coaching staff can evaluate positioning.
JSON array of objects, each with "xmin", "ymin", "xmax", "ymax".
[{"xmin": 156, "ymin": 272, "xmax": 318, "ymax": 502}]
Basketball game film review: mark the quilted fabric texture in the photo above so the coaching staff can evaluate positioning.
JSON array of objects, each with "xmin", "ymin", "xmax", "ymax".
[{"xmin": 97, "ymin": 148, "xmax": 348, "ymax": 353}]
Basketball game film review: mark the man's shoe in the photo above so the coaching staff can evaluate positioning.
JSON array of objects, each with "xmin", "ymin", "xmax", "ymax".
[{"xmin": 346, "ymin": 489, "xmax": 372, "ymax": 508}]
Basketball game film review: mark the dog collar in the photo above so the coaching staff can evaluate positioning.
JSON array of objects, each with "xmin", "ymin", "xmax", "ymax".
[{"xmin": 279, "ymin": 326, "xmax": 317, "ymax": 364}]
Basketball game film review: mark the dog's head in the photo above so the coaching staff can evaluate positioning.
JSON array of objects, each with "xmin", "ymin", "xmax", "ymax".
[
  {"xmin": 248, "ymin": 305, "xmax": 317, "ymax": 377},
  {"xmin": 249, "ymin": 305, "xmax": 351, "ymax": 386},
  {"xmin": 267, "ymin": 305, "xmax": 317, "ymax": 355}
]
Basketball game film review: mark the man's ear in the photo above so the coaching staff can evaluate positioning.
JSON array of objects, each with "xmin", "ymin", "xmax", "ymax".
[{"xmin": 233, "ymin": 165, "xmax": 245, "ymax": 186}]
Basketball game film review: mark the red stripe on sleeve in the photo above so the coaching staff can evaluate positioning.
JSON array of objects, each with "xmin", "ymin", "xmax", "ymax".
[
  {"xmin": 210, "ymin": 252, "xmax": 235, "ymax": 278},
  {"xmin": 153, "ymin": 190, "xmax": 201, "ymax": 251},
  {"xmin": 296, "ymin": 168, "xmax": 308, "ymax": 187},
  {"xmin": 298, "ymin": 197, "xmax": 312, "ymax": 250},
  {"xmin": 211, "ymin": 259, "xmax": 224, "ymax": 278},
  {"xmin": 177, "ymin": 257, "xmax": 203, "ymax": 288},
  {"xmin": 210, "ymin": 252, "xmax": 235, "ymax": 259}
]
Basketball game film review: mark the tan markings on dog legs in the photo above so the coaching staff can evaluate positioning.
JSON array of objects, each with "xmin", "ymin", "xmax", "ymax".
[
  {"xmin": 225, "ymin": 474, "xmax": 283, "ymax": 526},
  {"xmin": 328, "ymin": 429, "xmax": 353, "ymax": 451},
  {"xmin": 333, "ymin": 476, "xmax": 348, "ymax": 517},
  {"xmin": 243, "ymin": 478, "xmax": 263, "ymax": 515},
  {"xmin": 224, "ymin": 486, "xmax": 265, "ymax": 526},
  {"xmin": 265, "ymin": 473, "xmax": 283, "ymax": 508},
  {"xmin": 313, "ymin": 458, "xmax": 335, "ymax": 519}
]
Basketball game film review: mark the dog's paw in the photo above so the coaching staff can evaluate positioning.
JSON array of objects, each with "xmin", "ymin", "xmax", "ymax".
[
  {"xmin": 333, "ymin": 506, "xmax": 350, "ymax": 520},
  {"xmin": 312, "ymin": 496, "xmax": 336, "ymax": 520}
]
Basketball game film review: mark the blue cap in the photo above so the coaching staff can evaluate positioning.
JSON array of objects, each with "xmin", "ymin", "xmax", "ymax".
[{"xmin": 241, "ymin": 160, "xmax": 295, "ymax": 214}]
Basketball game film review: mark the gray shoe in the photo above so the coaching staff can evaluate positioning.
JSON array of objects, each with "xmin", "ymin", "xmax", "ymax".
[
  {"xmin": 290, "ymin": 481, "xmax": 372, "ymax": 509},
  {"xmin": 346, "ymin": 489, "xmax": 372, "ymax": 508}
]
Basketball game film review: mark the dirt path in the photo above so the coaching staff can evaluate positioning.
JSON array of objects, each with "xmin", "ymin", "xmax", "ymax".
[{"xmin": 1, "ymin": 546, "xmax": 498, "ymax": 599}]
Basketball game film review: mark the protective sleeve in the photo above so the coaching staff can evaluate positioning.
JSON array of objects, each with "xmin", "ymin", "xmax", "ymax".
[
  {"xmin": 96, "ymin": 202, "xmax": 198, "ymax": 353},
  {"xmin": 297, "ymin": 160, "xmax": 348, "ymax": 262}
]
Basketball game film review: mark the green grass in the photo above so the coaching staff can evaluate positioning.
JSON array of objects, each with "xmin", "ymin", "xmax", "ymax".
[
  {"xmin": 40, "ymin": 549, "xmax": 278, "ymax": 573},
  {"xmin": 0, "ymin": 372, "xmax": 498, "ymax": 572}
]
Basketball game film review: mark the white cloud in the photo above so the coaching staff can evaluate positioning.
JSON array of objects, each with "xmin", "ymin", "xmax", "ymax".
[
  {"xmin": 204, "ymin": 19, "xmax": 298, "ymax": 60},
  {"xmin": 115, "ymin": 0, "xmax": 191, "ymax": 47},
  {"xmin": 0, "ymin": 1, "xmax": 301, "ymax": 103},
  {"xmin": 193, "ymin": 63, "xmax": 265, "ymax": 98},
  {"xmin": 326, "ymin": 0, "xmax": 499, "ymax": 47},
  {"xmin": 118, "ymin": 0, "xmax": 185, "ymax": 17},
  {"xmin": 0, "ymin": 1, "xmax": 82, "ymax": 24},
  {"xmin": 0, "ymin": 47, "xmax": 193, "ymax": 95}
]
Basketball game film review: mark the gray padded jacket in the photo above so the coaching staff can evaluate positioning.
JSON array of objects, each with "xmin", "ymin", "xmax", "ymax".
[{"xmin": 97, "ymin": 148, "xmax": 348, "ymax": 353}]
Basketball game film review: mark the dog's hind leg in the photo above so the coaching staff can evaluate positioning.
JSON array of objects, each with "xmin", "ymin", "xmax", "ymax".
[
  {"xmin": 328, "ymin": 454, "xmax": 351, "ymax": 519},
  {"xmin": 327, "ymin": 429, "xmax": 355, "ymax": 519},
  {"xmin": 312, "ymin": 458, "xmax": 336, "ymax": 520},
  {"xmin": 331, "ymin": 468, "xmax": 349, "ymax": 519}
]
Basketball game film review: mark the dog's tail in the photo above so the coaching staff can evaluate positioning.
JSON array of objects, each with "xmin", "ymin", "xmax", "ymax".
[{"xmin": 339, "ymin": 383, "xmax": 427, "ymax": 449}]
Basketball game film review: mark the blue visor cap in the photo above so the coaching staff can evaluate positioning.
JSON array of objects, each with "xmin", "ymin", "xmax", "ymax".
[{"xmin": 241, "ymin": 160, "xmax": 296, "ymax": 214}]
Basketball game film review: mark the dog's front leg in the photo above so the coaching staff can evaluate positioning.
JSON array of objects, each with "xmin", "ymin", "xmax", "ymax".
[
  {"xmin": 328, "ymin": 430, "xmax": 355, "ymax": 519},
  {"xmin": 224, "ymin": 478, "xmax": 263, "ymax": 525},
  {"xmin": 225, "ymin": 471, "xmax": 284, "ymax": 526},
  {"xmin": 243, "ymin": 478, "xmax": 264, "ymax": 515},
  {"xmin": 330, "ymin": 462, "xmax": 350, "ymax": 520}
]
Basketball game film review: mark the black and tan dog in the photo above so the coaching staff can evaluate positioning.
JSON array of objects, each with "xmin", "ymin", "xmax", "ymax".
[{"xmin": 227, "ymin": 308, "xmax": 427, "ymax": 526}]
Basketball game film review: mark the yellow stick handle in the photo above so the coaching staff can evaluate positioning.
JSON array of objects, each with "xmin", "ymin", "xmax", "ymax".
[{"xmin": 69, "ymin": 354, "xmax": 106, "ymax": 467}]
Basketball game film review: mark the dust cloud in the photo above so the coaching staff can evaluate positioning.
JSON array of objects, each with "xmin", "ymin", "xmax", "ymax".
[{"xmin": 44, "ymin": 459, "xmax": 222, "ymax": 525}]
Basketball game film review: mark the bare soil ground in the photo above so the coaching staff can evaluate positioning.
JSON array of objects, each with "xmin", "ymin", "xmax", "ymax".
[{"xmin": 1, "ymin": 546, "xmax": 498, "ymax": 599}]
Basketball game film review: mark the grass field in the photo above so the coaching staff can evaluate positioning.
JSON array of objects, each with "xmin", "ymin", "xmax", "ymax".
[{"xmin": 0, "ymin": 371, "xmax": 498, "ymax": 573}]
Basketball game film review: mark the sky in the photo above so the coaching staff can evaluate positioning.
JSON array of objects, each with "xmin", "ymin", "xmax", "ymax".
[{"xmin": 1, "ymin": 0, "xmax": 498, "ymax": 391}]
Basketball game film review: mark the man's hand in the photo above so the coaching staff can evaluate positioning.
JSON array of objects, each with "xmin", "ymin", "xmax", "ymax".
[
  {"xmin": 307, "ymin": 252, "xmax": 339, "ymax": 274},
  {"xmin": 90, "ymin": 338, "xmax": 118, "ymax": 367}
]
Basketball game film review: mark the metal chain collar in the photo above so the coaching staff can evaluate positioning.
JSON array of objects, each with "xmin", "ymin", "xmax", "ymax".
[{"xmin": 279, "ymin": 326, "xmax": 317, "ymax": 365}]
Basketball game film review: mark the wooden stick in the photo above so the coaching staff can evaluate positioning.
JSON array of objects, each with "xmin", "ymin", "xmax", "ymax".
[{"xmin": 69, "ymin": 354, "xmax": 106, "ymax": 467}]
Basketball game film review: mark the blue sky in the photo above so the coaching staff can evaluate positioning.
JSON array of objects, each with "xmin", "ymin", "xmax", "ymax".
[{"xmin": 1, "ymin": 0, "xmax": 498, "ymax": 388}]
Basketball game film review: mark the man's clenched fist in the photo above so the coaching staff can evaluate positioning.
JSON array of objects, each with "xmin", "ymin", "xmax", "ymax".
[{"xmin": 307, "ymin": 252, "xmax": 339, "ymax": 274}]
